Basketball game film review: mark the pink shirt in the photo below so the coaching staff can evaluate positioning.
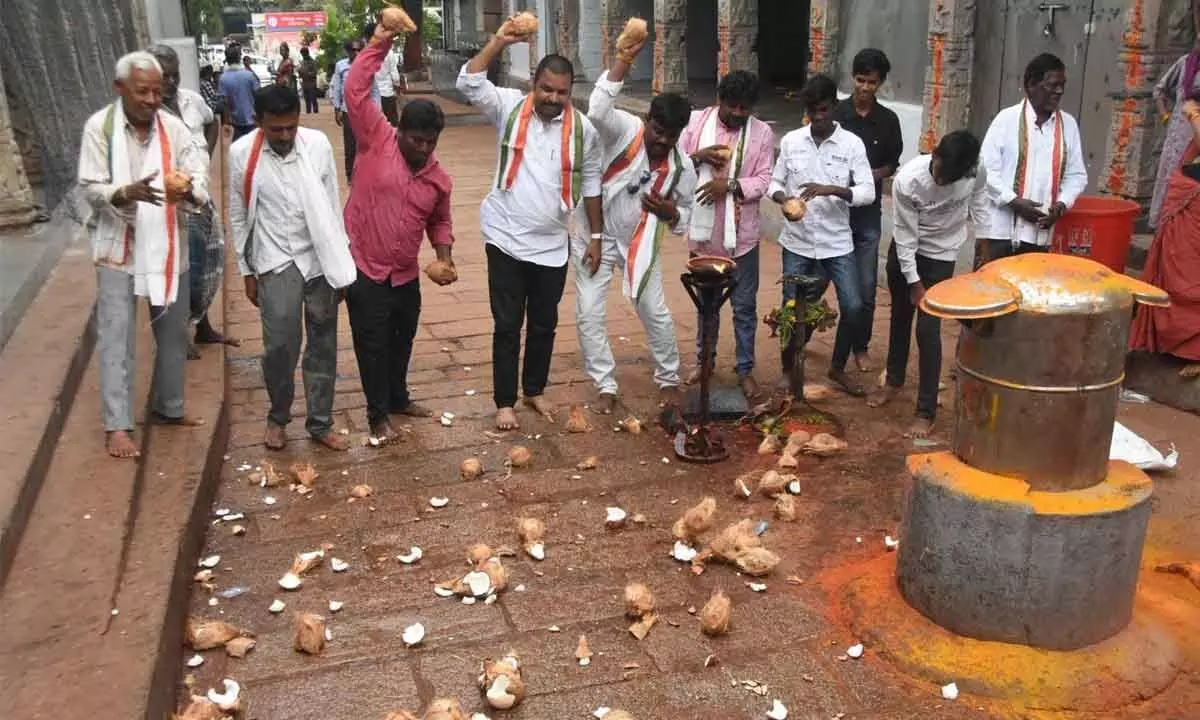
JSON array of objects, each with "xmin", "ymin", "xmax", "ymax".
[
  {"xmin": 679, "ymin": 110, "xmax": 774, "ymax": 259},
  {"xmin": 344, "ymin": 41, "xmax": 453, "ymax": 286}
]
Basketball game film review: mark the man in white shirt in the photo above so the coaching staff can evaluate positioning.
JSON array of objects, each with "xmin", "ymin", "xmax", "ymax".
[
  {"xmin": 869, "ymin": 131, "xmax": 988, "ymax": 437},
  {"xmin": 976, "ymin": 53, "xmax": 1087, "ymax": 266},
  {"xmin": 457, "ymin": 16, "xmax": 604, "ymax": 431},
  {"xmin": 78, "ymin": 51, "xmax": 210, "ymax": 458},
  {"xmin": 574, "ymin": 34, "xmax": 696, "ymax": 414},
  {"xmin": 769, "ymin": 74, "xmax": 876, "ymax": 397},
  {"xmin": 229, "ymin": 85, "xmax": 353, "ymax": 452},
  {"xmin": 378, "ymin": 45, "xmax": 402, "ymax": 126}
]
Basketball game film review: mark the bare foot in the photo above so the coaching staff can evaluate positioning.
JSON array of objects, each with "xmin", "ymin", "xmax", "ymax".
[
  {"xmin": 392, "ymin": 402, "xmax": 434, "ymax": 418},
  {"xmin": 868, "ymin": 385, "xmax": 899, "ymax": 408},
  {"xmin": 496, "ymin": 407, "xmax": 520, "ymax": 430},
  {"xmin": 312, "ymin": 431, "xmax": 351, "ymax": 451},
  {"xmin": 523, "ymin": 395, "xmax": 557, "ymax": 422},
  {"xmin": 739, "ymin": 374, "xmax": 762, "ymax": 399},
  {"xmin": 827, "ymin": 369, "xmax": 866, "ymax": 397},
  {"xmin": 106, "ymin": 430, "xmax": 140, "ymax": 458},
  {"xmin": 151, "ymin": 412, "xmax": 206, "ymax": 426},
  {"xmin": 264, "ymin": 424, "xmax": 287, "ymax": 450},
  {"xmin": 684, "ymin": 366, "xmax": 702, "ymax": 385},
  {"xmin": 195, "ymin": 323, "xmax": 241, "ymax": 347},
  {"xmin": 658, "ymin": 386, "xmax": 681, "ymax": 408},
  {"xmin": 593, "ymin": 393, "xmax": 618, "ymax": 415},
  {"xmin": 1179, "ymin": 364, "xmax": 1200, "ymax": 378},
  {"xmin": 1155, "ymin": 561, "xmax": 1200, "ymax": 590},
  {"xmin": 370, "ymin": 422, "xmax": 402, "ymax": 444},
  {"xmin": 904, "ymin": 417, "xmax": 935, "ymax": 439},
  {"xmin": 854, "ymin": 351, "xmax": 872, "ymax": 372}
]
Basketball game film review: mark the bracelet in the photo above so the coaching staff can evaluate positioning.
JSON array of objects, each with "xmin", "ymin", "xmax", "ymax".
[{"xmin": 590, "ymin": 232, "xmax": 604, "ymax": 240}]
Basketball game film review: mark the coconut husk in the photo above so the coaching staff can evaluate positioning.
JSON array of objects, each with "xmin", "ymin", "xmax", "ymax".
[
  {"xmin": 290, "ymin": 461, "xmax": 319, "ymax": 488},
  {"xmin": 774, "ymin": 494, "xmax": 797, "ymax": 522},
  {"xmin": 460, "ymin": 457, "xmax": 484, "ymax": 480},
  {"xmin": 565, "ymin": 405, "xmax": 590, "ymax": 433},
  {"xmin": 479, "ymin": 653, "xmax": 525, "ymax": 710},
  {"xmin": 384, "ymin": 712, "xmax": 420, "ymax": 720},
  {"xmin": 423, "ymin": 259, "xmax": 457, "ymax": 285},
  {"xmin": 620, "ymin": 416, "xmax": 643, "ymax": 434},
  {"xmin": 350, "ymin": 483, "xmax": 373, "ymax": 498},
  {"xmin": 517, "ymin": 517, "xmax": 546, "ymax": 559},
  {"xmin": 290, "ymin": 547, "xmax": 326, "ymax": 576},
  {"xmin": 758, "ymin": 470, "xmax": 790, "ymax": 498},
  {"xmin": 186, "ymin": 618, "xmax": 245, "ymax": 650},
  {"xmin": 175, "ymin": 696, "xmax": 224, "ymax": 720},
  {"xmin": 782, "ymin": 197, "xmax": 807, "ymax": 222},
  {"xmin": 787, "ymin": 429, "xmax": 812, "ymax": 447},
  {"xmin": 467, "ymin": 543, "xmax": 495, "ymax": 567},
  {"xmin": 224, "ymin": 636, "xmax": 257, "ymax": 658},
  {"xmin": 293, "ymin": 612, "xmax": 327, "ymax": 655},
  {"xmin": 482, "ymin": 557, "xmax": 508, "ymax": 593},
  {"xmin": 616, "ymin": 17, "xmax": 649, "ymax": 52},
  {"xmin": 777, "ymin": 449, "xmax": 800, "ymax": 470},
  {"xmin": 251, "ymin": 459, "xmax": 285, "ymax": 487},
  {"xmin": 380, "ymin": 4, "xmax": 418, "ymax": 33},
  {"xmin": 505, "ymin": 11, "xmax": 539, "ymax": 38},
  {"xmin": 575, "ymin": 634, "xmax": 593, "ymax": 663},
  {"xmin": 735, "ymin": 546, "xmax": 781, "ymax": 576},
  {"xmin": 757, "ymin": 433, "xmax": 782, "ymax": 455},
  {"xmin": 672, "ymin": 496, "xmax": 717, "ymax": 543},
  {"xmin": 803, "ymin": 432, "xmax": 848, "ymax": 457},
  {"xmin": 708, "ymin": 519, "xmax": 762, "ymax": 562},
  {"xmin": 507, "ymin": 445, "xmax": 533, "ymax": 468},
  {"xmin": 423, "ymin": 698, "xmax": 467, "ymax": 720},
  {"xmin": 628, "ymin": 612, "xmax": 657, "ymax": 640},
  {"xmin": 624, "ymin": 582, "xmax": 656, "ymax": 619},
  {"xmin": 164, "ymin": 170, "xmax": 192, "ymax": 202},
  {"xmin": 699, "ymin": 590, "xmax": 731, "ymax": 635}
]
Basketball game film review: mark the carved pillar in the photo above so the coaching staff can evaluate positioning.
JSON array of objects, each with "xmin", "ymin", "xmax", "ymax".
[
  {"xmin": 0, "ymin": 69, "xmax": 36, "ymax": 229},
  {"xmin": 807, "ymin": 0, "xmax": 840, "ymax": 78},
  {"xmin": 600, "ymin": 0, "xmax": 631, "ymax": 72},
  {"xmin": 919, "ymin": 0, "xmax": 975, "ymax": 153},
  {"xmin": 556, "ymin": 0, "xmax": 581, "ymax": 68},
  {"xmin": 717, "ymin": 0, "xmax": 757, "ymax": 78},
  {"xmin": 653, "ymin": 0, "xmax": 687, "ymax": 94}
]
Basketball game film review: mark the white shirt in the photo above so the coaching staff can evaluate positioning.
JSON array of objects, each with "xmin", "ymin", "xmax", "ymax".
[
  {"xmin": 584, "ymin": 71, "xmax": 697, "ymax": 260},
  {"xmin": 979, "ymin": 100, "xmax": 1088, "ymax": 245},
  {"xmin": 173, "ymin": 88, "xmax": 214, "ymax": 173},
  {"xmin": 228, "ymin": 129, "xmax": 340, "ymax": 280},
  {"xmin": 456, "ymin": 65, "xmax": 603, "ymax": 267},
  {"xmin": 891, "ymin": 154, "xmax": 991, "ymax": 284},
  {"xmin": 376, "ymin": 50, "xmax": 400, "ymax": 98},
  {"xmin": 769, "ymin": 123, "xmax": 875, "ymax": 259}
]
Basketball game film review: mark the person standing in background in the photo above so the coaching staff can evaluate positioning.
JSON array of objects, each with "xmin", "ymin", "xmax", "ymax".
[
  {"xmin": 220, "ymin": 45, "xmax": 260, "ymax": 140},
  {"xmin": 298, "ymin": 47, "xmax": 320, "ymax": 114},
  {"xmin": 1149, "ymin": 0, "xmax": 1200, "ymax": 228},
  {"xmin": 199, "ymin": 65, "xmax": 222, "ymax": 116},
  {"xmin": 330, "ymin": 30, "xmax": 380, "ymax": 183},
  {"xmin": 834, "ymin": 48, "xmax": 903, "ymax": 373},
  {"xmin": 242, "ymin": 55, "xmax": 260, "ymax": 86},
  {"xmin": 275, "ymin": 42, "xmax": 297, "ymax": 90},
  {"xmin": 378, "ymin": 41, "xmax": 402, "ymax": 126}
]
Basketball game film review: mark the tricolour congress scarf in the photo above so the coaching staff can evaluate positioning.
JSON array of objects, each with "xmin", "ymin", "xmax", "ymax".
[
  {"xmin": 689, "ymin": 106, "xmax": 748, "ymax": 251},
  {"xmin": 1013, "ymin": 99, "xmax": 1066, "ymax": 204},
  {"xmin": 495, "ymin": 94, "xmax": 585, "ymax": 212}
]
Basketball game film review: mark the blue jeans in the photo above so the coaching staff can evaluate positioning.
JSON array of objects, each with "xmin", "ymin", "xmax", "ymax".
[
  {"xmin": 694, "ymin": 245, "xmax": 759, "ymax": 377},
  {"xmin": 782, "ymin": 248, "xmax": 863, "ymax": 373},
  {"xmin": 850, "ymin": 205, "xmax": 882, "ymax": 354}
]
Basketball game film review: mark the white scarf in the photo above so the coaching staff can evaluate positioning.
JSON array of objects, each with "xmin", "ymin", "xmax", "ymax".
[
  {"xmin": 689, "ymin": 107, "xmax": 747, "ymax": 252},
  {"xmin": 241, "ymin": 129, "xmax": 358, "ymax": 289},
  {"xmin": 94, "ymin": 102, "xmax": 181, "ymax": 306}
]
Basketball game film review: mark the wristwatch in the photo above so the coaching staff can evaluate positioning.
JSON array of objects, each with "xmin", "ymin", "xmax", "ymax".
[{"xmin": 728, "ymin": 178, "xmax": 741, "ymax": 198}]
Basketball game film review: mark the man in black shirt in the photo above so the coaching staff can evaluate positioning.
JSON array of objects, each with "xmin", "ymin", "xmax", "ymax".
[{"xmin": 834, "ymin": 48, "xmax": 903, "ymax": 373}]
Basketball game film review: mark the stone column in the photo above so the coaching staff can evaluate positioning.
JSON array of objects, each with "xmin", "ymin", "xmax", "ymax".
[
  {"xmin": 717, "ymin": 0, "xmax": 757, "ymax": 78},
  {"xmin": 599, "ymin": 1, "xmax": 631, "ymax": 73},
  {"xmin": 0, "ymin": 69, "xmax": 35, "ymax": 230},
  {"xmin": 1099, "ymin": 0, "xmax": 1191, "ymax": 201},
  {"xmin": 556, "ymin": 0, "xmax": 581, "ymax": 68},
  {"xmin": 919, "ymin": 0, "xmax": 976, "ymax": 153},
  {"xmin": 403, "ymin": 0, "xmax": 424, "ymax": 72},
  {"xmin": 807, "ymin": 0, "xmax": 840, "ymax": 78},
  {"xmin": 653, "ymin": 0, "xmax": 687, "ymax": 94}
]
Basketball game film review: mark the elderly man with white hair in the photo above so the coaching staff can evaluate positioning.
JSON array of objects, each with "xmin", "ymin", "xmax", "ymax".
[{"xmin": 78, "ymin": 50, "xmax": 210, "ymax": 458}]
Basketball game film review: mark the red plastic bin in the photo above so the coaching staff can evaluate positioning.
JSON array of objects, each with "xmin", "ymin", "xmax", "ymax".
[{"xmin": 1050, "ymin": 195, "xmax": 1141, "ymax": 273}]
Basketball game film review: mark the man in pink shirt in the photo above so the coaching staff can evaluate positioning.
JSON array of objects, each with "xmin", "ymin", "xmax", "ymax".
[
  {"xmin": 679, "ymin": 71, "xmax": 775, "ymax": 399},
  {"xmin": 344, "ymin": 20, "xmax": 455, "ymax": 442}
]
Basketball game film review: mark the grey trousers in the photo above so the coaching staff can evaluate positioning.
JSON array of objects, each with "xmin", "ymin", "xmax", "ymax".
[
  {"xmin": 96, "ymin": 266, "xmax": 190, "ymax": 432},
  {"xmin": 257, "ymin": 263, "xmax": 339, "ymax": 437}
]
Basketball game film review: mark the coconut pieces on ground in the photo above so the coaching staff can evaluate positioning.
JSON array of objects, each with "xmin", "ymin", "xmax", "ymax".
[
  {"xmin": 289, "ymin": 461, "xmax": 319, "ymax": 488},
  {"xmin": 708, "ymin": 519, "xmax": 763, "ymax": 563},
  {"xmin": 517, "ymin": 517, "xmax": 547, "ymax": 560},
  {"xmin": 224, "ymin": 636, "xmax": 257, "ymax": 658},
  {"xmin": 565, "ymin": 406, "xmax": 591, "ymax": 433},
  {"xmin": 624, "ymin": 582, "xmax": 656, "ymax": 619},
  {"xmin": 575, "ymin": 634, "xmax": 593, "ymax": 666},
  {"xmin": 786, "ymin": 429, "xmax": 812, "ymax": 450},
  {"xmin": 605, "ymin": 506, "xmax": 628, "ymax": 529},
  {"xmin": 479, "ymin": 652, "xmax": 526, "ymax": 710},
  {"xmin": 803, "ymin": 432, "xmax": 848, "ymax": 457},
  {"xmin": 424, "ymin": 259, "xmax": 458, "ymax": 285},
  {"xmin": 186, "ymin": 617, "xmax": 251, "ymax": 651},
  {"xmin": 733, "ymin": 472, "xmax": 756, "ymax": 499},
  {"xmin": 424, "ymin": 698, "xmax": 469, "ymax": 720},
  {"xmin": 481, "ymin": 557, "xmax": 509, "ymax": 593},
  {"xmin": 577, "ymin": 455, "xmax": 599, "ymax": 470},
  {"xmin": 205, "ymin": 678, "xmax": 241, "ymax": 712},
  {"xmin": 777, "ymin": 448, "xmax": 800, "ymax": 469},
  {"xmin": 380, "ymin": 4, "xmax": 418, "ymax": 33},
  {"xmin": 757, "ymin": 433, "xmax": 782, "ymax": 455},
  {"xmin": 293, "ymin": 612, "xmax": 327, "ymax": 655},
  {"xmin": 504, "ymin": 11, "xmax": 539, "ymax": 38},
  {"xmin": 249, "ymin": 460, "xmax": 285, "ymax": 487},
  {"xmin": 671, "ymin": 496, "xmax": 716, "ymax": 544},
  {"xmin": 460, "ymin": 457, "xmax": 485, "ymax": 480},
  {"xmin": 774, "ymin": 494, "xmax": 798, "ymax": 522},
  {"xmin": 176, "ymin": 695, "xmax": 225, "ymax": 720},
  {"xmin": 350, "ymin": 483, "xmax": 373, "ymax": 499},
  {"xmin": 802, "ymin": 383, "xmax": 833, "ymax": 402},
  {"xmin": 618, "ymin": 415, "xmax": 643, "ymax": 434},
  {"xmin": 402, "ymin": 622, "xmax": 426, "ymax": 647},
  {"xmin": 757, "ymin": 470, "xmax": 793, "ymax": 498},
  {"xmin": 507, "ymin": 445, "xmax": 533, "ymax": 468},
  {"xmin": 734, "ymin": 546, "xmax": 781, "ymax": 576},
  {"xmin": 699, "ymin": 590, "xmax": 731, "ymax": 635},
  {"xmin": 628, "ymin": 612, "xmax": 657, "ymax": 641},
  {"xmin": 467, "ymin": 543, "xmax": 495, "ymax": 568},
  {"xmin": 781, "ymin": 197, "xmax": 807, "ymax": 222}
]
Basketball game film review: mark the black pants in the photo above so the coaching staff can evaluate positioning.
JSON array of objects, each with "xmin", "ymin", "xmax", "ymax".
[
  {"xmin": 303, "ymin": 87, "xmax": 319, "ymax": 114},
  {"xmin": 382, "ymin": 94, "xmax": 400, "ymax": 126},
  {"xmin": 487, "ymin": 243, "xmax": 567, "ymax": 409},
  {"xmin": 973, "ymin": 237, "xmax": 1048, "ymax": 269},
  {"xmin": 342, "ymin": 118, "xmax": 357, "ymax": 183},
  {"xmin": 884, "ymin": 243, "xmax": 957, "ymax": 420},
  {"xmin": 346, "ymin": 272, "xmax": 421, "ymax": 429}
]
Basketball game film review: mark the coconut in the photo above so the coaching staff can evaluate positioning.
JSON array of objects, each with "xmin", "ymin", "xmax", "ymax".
[
  {"xmin": 460, "ymin": 457, "xmax": 484, "ymax": 480},
  {"xmin": 758, "ymin": 433, "xmax": 782, "ymax": 455},
  {"xmin": 290, "ymin": 547, "xmax": 326, "ymax": 575},
  {"xmin": 575, "ymin": 634, "xmax": 593, "ymax": 666},
  {"xmin": 507, "ymin": 445, "xmax": 533, "ymax": 468},
  {"xmin": 619, "ymin": 416, "xmax": 643, "ymax": 434},
  {"xmin": 517, "ymin": 517, "xmax": 547, "ymax": 560},
  {"xmin": 708, "ymin": 519, "xmax": 762, "ymax": 562},
  {"xmin": 699, "ymin": 590, "xmax": 731, "ymax": 635},
  {"xmin": 777, "ymin": 449, "xmax": 800, "ymax": 470},
  {"xmin": 711, "ymin": 146, "xmax": 733, "ymax": 163},
  {"xmin": 734, "ymin": 546, "xmax": 781, "ymax": 576},
  {"xmin": 455, "ymin": 570, "xmax": 493, "ymax": 598},
  {"xmin": 293, "ymin": 613, "xmax": 326, "ymax": 655},
  {"xmin": 224, "ymin": 636, "xmax": 256, "ymax": 658},
  {"xmin": 774, "ymin": 494, "xmax": 797, "ymax": 522},
  {"xmin": 616, "ymin": 17, "xmax": 649, "ymax": 52},
  {"xmin": 176, "ymin": 696, "xmax": 224, "ymax": 720},
  {"xmin": 505, "ymin": 11, "xmax": 539, "ymax": 38},
  {"xmin": 757, "ymin": 470, "xmax": 790, "ymax": 497},
  {"xmin": 565, "ymin": 405, "xmax": 590, "ymax": 433},
  {"xmin": 624, "ymin": 582, "xmax": 655, "ymax": 619},
  {"xmin": 672, "ymin": 496, "xmax": 716, "ymax": 544},
  {"xmin": 163, "ymin": 170, "xmax": 192, "ymax": 201},
  {"xmin": 424, "ymin": 259, "xmax": 458, "ymax": 285},
  {"xmin": 424, "ymin": 698, "xmax": 468, "ymax": 720},
  {"xmin": 290, "ymin": 461, "xmax": 319, "ymax": 487},
  {"xmin": 577, "ymin": 455, "xmax": 599, "ymax": 470},
  {"xmin": 205, "ymin": 679, "xmax": 241, "ymax": 712},
  {"xmin": 803, "ymin": 432, "xmax": 848, "ymax": 457},
  {"xmin": 402, "ymin": 622, "xmax": 425, "ymax": 647},
  {"xmin": 380, "ymin": 4, "xmax": 418, "ymax": 33},
  {"xmin": 787, "ymin": 429, "xmax": 812, "ymax": 447},
  {"xmin": 732, "ymin": 473, "xmax": 755, "ymax": 499},
  {"xmin": 802, "ymin": 383, "xmax": 833, "ymax": 402},
  {"xmin": 781, "ymin": 197, "xmax": 807, "ymax": 222},
  {"xmin": 479, "ymin": 653, "xmax": 526, "ymax": 710},
  {"xmin": 186, "ymin": 618, "xmax": 245, "ymax": 650},
  {"xmin": 350, "ymin": 483, "xmax": 373, "ymax": 498},
  {"xmin": 467, "ymin": 543, "xmax": 494, "ymax": 567}
]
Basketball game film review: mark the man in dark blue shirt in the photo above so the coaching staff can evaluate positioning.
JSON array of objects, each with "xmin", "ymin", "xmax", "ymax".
[
  {"xmin": 219, "ymin": 45, "xmax": 260, "ymax": 140},
  {"xmin": 833, "ymin": 48, "xmax": 903, "ymax": 373}
]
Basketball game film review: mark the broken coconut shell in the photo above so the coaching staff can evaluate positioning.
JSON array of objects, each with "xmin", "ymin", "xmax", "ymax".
[
  {"xmin": 350, "ymin": 483, "xmax": 373, "ymax": 499},
  {"xmin": 575, "ymin": 634, "xmax": 593, "ymax": 665},
  {"xmin": 733, "ymin": 472, "xmax": 756, "ymax": 499},
  {"xmin": 290, "ymin": 546, "xmax": 328, "ymax": 575},
  {"xmin": 224, "ymin": 636, "xmax": 256, "ymax": 658},
  {"xmin": 787, "ymin": 429, "xmax": 812, "ymax": 447},
  {"xmin": 507, "ymin": 445, "xmax": 533, "ymax": 468},
  {"xmin": 380, "ymin": 4, "xmax": 418, "ymax": 33},
  {"xmin": 565, "ymin": 405, "xmax": 591, "ymax": 433},
  {"xmin": 774, "ymin": 494, "xmax": 798, "ymax": 522},
  {"xmin": 628, "ymin": 612, "xmax": 658, "ymax": 640},
  {"xmin": 758, "ymin": 433, "xmax": 783, "ymax": 455},
  {"xmin": 672, "ymin": 496, "xmax": 717, "ymax": 544},
  {"xmin": 735, "ymin": 546, "xmax": 781, "ymax": 576},
  {"xmin": 577, "ymin": 455, "xmax": 599, "ymax": 470},
  {"xmin": 186, "ymin": 618, "xmax": 245, "ymax": 651},
  {"xmin": 517, "ymin": 517, "xmax": 547, "ymax": 560},
  {"xmin": 293, "ymin": 612, "xmax": 327, "ymax": 655},
  {"xmin": 460, "ymin": 457, "xmax": 484, "ymax": 480},
  {"xmin": 803, "ymin": 432, "xmax": 848, "ymax": 457},
  {"xmin": 709, "ymin": 519, "xmax": 763, "ymax": 562},
  {"xmin": 699, "ymin": 590, "xmax": 732, "ymax": 635},
  {"xmin": 616, "ymin": 17, "xmax": 648, "ymax": 52},
  {"xmin": 290, "ymin": 461, "xmax": 319, "ymax": 488},
  {"xmin": 619, "ymin": 416, "xmax": 643, "ymax": 434},
  {"xmin": 252, "ymin": 460, "xmax": 285, "ymax": 487},
  {"xmin": 757, "ymin": 470, "xmax": 790, "ymax": 498},
  {"xmin": 467, "ymin": 543, "xmax": 495, "ymax": 567},
  {"xmin": 624, "ymin": 582, "xmax": 656, "ymax": 619},
  {"xmin": 479, "ymin": 653, "xmax": 526, "ymax": 710},
  {"xmin": 424, "ymin": 698, "xmax": 468, "ymax": 720},
  {"xmin": 175, "ymin": 696, "xmax": 224, "ymax": 720},
  {"xmin": 481, "ymin": 557, "xmax": 508, "ymax": 593}
]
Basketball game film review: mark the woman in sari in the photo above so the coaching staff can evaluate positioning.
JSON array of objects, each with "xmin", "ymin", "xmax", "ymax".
[
  {"xmin": 1149, "ymin": 1, "xmax": 1200, "ymax": 228},
  {"xmin": 1131, "ymin": 92, "xmax": 1200, "ymax": 377}
]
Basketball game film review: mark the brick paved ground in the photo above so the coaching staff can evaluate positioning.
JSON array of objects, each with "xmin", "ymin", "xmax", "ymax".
[{"xmin": 179, "ymin": 98, "xmax": 1200, "ymax": 720}]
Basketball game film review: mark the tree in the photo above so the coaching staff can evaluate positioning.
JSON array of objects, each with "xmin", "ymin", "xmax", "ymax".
[{"xmin": 185, "ymin": 0, "xmax": 224, "ymax": 41}]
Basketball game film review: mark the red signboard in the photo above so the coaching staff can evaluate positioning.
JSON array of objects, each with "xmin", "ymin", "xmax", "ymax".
[{"xmin": 264, "ymin": 11, "xmax": 327, "ymax": 32}]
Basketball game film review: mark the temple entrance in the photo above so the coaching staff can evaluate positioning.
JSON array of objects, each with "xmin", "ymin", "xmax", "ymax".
[{"xmin": 757, "ymin": 0, "xmax": 809, "ymax": 90}]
